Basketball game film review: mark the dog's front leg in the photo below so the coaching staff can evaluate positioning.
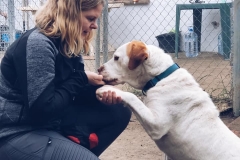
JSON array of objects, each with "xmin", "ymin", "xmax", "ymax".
[{"xmin": 96, "ymin": 85, "xmax": 171, "ymax": 140}]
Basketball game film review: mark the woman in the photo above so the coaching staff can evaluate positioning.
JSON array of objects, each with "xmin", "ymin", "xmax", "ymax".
[{"xmin": 0, "ymin": 0, "xmax": 131, "ymax": 159}]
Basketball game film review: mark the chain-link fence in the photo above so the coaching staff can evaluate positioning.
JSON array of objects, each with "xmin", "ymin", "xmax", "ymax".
[
  {"xmin": 0, "ymin": 0, "xmax": 238, "ymax": 114},
  {"xmin": 105, "ymin": 0, "xmax": 236, "ymax": 115}
]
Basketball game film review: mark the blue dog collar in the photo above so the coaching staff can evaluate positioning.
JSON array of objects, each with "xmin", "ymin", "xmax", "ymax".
[{"xmin": 142, "ymin": 63, "xmax": 180, "ymax": 95}]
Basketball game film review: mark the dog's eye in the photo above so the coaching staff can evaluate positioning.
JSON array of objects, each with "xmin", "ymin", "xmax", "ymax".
[{"xmin": 114, "ymin": 56, "xmax": 119, "ymax": 61}]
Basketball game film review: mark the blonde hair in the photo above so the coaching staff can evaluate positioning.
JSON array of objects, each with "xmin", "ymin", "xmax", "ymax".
[{"xmin": 35, "ymin": 0, "xmax": 104, "ymax": 57}]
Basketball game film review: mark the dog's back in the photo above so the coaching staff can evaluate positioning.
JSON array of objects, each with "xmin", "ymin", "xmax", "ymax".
[{"xmin": 145, "ymin": 67, "xmax": 240, "ymax": 160}]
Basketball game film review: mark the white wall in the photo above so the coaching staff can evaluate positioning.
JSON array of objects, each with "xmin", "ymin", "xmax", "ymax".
[{"xmin": 108, "ymin": 0, "xmax": 233, "ymax": 52}]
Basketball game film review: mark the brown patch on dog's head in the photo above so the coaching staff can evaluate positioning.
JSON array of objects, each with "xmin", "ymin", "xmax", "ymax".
[{"xmin": 126, "ymin": 40, "xmax": 148, "ymax": 70}]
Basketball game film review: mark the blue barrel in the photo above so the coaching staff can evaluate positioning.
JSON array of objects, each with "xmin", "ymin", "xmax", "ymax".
[
  {"xmin": 15, "ymin": 30, "xmax": 23, "ymax": 40},
  {"xmin": 1, "ymin": 33, "xmax": 9, "ymax": 42},
  {"xmin": 0, "ymin": 25, "xmax": 10, "ymax": 51}
]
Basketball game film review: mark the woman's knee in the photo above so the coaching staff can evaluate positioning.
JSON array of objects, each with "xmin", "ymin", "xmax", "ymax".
[{"xmin": 0, "ymin": 130, "xmax": 99, "ymax": 160}]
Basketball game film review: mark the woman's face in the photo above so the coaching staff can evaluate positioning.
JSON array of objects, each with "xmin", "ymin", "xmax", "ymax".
[{"xmin": 81, "ymin": 4, "xmax": 103, "ymax": 39}]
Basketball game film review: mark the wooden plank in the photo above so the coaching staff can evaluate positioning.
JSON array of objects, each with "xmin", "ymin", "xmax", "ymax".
[
  {"xmin": 108, "ymin": 0, "xmax": 150, "ymax": 5},
  {"xmin": 108, "ymin": 3, "xmax": 124, "ymax": 8},
  {"xmin": 18, "ymin": 6, "xmax": 38, "ymax": 12}
]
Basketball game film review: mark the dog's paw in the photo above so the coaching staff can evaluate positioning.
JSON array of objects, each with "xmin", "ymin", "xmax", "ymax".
[{"xmin": 96, "ymin": 85, "xmax": 124, "ymax": 99}]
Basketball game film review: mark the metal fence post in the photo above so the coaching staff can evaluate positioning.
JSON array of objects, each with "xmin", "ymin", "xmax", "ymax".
[
  {"xmin": 102, "ymin": 0, "xmax": 108, "ymax": 63},
  {"xmin": 8, "ymin": 0, "xmax": 15, "ymax": 44},
  {"xmin": 95, "ymin": 18, "xmax": 101, "ymax": 72},
  {"xmin": 233, "ymin": 0, "xmax": 240, "ymax": 116}
]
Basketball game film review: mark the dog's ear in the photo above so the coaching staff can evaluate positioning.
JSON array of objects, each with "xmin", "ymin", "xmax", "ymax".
[{"xmin": 127, "ymin": 41, "xmax": 148, "ymax": 70}]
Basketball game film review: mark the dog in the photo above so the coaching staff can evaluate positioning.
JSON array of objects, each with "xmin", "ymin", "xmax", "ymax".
[{"xmin": 96, "ymin": 40, "xmax": 240, "ymax": 160}]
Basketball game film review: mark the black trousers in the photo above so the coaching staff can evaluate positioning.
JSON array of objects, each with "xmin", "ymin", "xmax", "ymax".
[{"xmin": 0, "ymin": 103, "xmax": 131, "ymax": 160}]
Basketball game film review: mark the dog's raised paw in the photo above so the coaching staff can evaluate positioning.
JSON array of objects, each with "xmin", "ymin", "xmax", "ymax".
[{"xmin": 96, "ymin": 85, "xmax": 122, "ymax": 98}]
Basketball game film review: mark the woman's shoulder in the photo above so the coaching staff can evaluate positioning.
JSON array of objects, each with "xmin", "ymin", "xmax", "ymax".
[
  {"xmin": 26, "ymin": 28, "xmax": 60, "ymax": 57},
  {"xmin": 28, "ymin": 29, "xmax": 58, "ymax": 47}
]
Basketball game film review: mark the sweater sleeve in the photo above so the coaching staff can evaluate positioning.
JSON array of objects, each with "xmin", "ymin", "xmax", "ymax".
[{"xmin": 25, "ymin": 32, "xmax": 88, "ymax": 124}]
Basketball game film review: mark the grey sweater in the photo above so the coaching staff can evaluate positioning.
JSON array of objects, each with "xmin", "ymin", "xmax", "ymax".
[{"xmin": 0, "ymin": 28, "xmax": 98, "ymax": 139}]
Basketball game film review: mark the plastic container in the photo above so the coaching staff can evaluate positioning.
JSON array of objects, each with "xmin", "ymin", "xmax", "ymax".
[
  {"xmin": 1, "ymin": 33, "xmax": 9, "ymax": 42},
  {"xmin": 0, "ymin": 25, "xmax": 10, "ymax": 51},
  {"xmin": 156, "ymin": 32, "xmax": 181, "ymax": 53},
  {"xmin": 15, "ymin": 30, "xmax": 23, "ymax": 40},
  {"xmin": 184, "ymin": 26, "xmax": 198, "ymax": 58},
  {"xmin": 218, "ymin": 33, "xmax": 223, "ymax": 56}
]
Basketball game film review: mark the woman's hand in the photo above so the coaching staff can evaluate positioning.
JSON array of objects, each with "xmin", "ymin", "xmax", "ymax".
[
  {"xmin": 85, "ymin": 71, "xmax": 105, "ymax": 86},
  {"xmin": 98, "ymin": 90, "xmax": 122, "ymax": 105},
  {"xmin": 86, "ymin": 71, "xmax": 122, "ymax": 105}
]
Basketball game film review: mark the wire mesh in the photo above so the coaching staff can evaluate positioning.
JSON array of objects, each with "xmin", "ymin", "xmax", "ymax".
[{"xmin": 0, "ymin": 0, "xmax": 235, "ymax": 112}]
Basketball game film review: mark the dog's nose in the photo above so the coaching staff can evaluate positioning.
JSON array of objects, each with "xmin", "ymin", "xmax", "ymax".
[{"xmin": 98, "ymin": 65, "xmax": 104, "ymax": 73}]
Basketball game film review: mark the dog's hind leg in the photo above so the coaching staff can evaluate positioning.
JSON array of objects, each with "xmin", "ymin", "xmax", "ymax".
[{"xmin": 96, "ymin": 85, "xmax": 171, "ymax": 140}]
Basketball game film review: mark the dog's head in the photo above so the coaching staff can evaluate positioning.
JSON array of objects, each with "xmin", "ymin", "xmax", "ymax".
[
  {"xmin": 126, "ymin": 40, "xmax": 149, "ymax": 70},
  {"xmin": 98, "ymin": 40, "xmax": 173, "ymax": 89}
]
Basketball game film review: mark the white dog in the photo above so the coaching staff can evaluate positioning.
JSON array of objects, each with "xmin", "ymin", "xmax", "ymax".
[{"xmin": 96, "ymin": 40, "xmax": 240, "ymax": 160}]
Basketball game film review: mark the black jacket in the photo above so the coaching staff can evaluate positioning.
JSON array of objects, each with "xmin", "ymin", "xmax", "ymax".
[{"xmin": 0, "ymin": 28, "xmax": 99, "ymax": 138}]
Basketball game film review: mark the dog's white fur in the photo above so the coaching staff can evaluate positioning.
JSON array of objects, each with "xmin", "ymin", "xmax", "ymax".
[{"xmin": 96, "ymin": 41, "xmax": 240, "ymax": 160}]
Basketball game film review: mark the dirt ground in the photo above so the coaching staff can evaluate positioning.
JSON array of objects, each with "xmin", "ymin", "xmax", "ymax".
[{"xmin": 99, "ymin": 114, "xmax": 166, "ymax": 160}]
